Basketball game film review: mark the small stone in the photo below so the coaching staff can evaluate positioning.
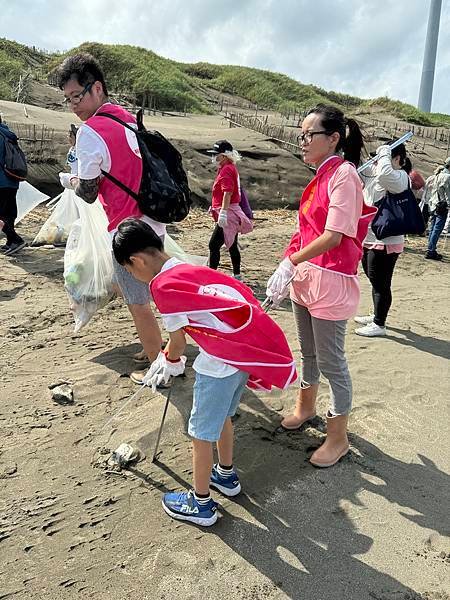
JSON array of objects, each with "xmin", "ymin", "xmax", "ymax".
[
  {"xmin": 270, "ymin": 399, "xmax": 284, "ymax": 411},
  {"xmin": 50, "ymin": 384, "xmax": 74, "ymax": 405},
  {"xmin": 0, "ymin": 463, "xmax": 18, "ymax": 478},
  {"xmin": 424, "ymin": 532, "xmax": 440, "ymax": 549},
  {"xmin": 48, "ymin": 379, "xmax": 72, "ymax": 390}
]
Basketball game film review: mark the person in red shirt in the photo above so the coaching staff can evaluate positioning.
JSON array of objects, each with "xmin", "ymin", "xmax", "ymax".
[
  {"xmin": 403, "ymin": 157, "xmax": 425, "ymax": 201},
  {"xmin": 206, "ymin": 140, "xmax": 252, "ymax": 280}
]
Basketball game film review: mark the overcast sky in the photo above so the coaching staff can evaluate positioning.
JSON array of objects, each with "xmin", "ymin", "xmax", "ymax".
[{"xmin": 2, "ymin": 0, "xmax": 449, "ymax": 113}]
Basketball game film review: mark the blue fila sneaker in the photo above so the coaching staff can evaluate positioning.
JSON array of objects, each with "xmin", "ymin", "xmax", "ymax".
[
  {"xmin": 162, "ymin": 490, "xmax": 218, "ymax": 526},
  {"xmin": 210, "ymin": 464, "xmax": 241, "ymax": 497}
]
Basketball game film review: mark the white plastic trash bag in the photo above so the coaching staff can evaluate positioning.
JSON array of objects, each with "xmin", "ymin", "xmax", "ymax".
[
  {"xmin": 164, "ymin": 233, "xmax": 207, "ymax": 266},
  {"xmin": 15, "ymin": 181, "xmax": 49, "ymax": 224},
  {"xmin": 63, "ymin": 200, "xmax": 113, "ymax": 332},
  {"xmin": 32, "ymin": 189, "xmax": 81, "ymax": 246}
]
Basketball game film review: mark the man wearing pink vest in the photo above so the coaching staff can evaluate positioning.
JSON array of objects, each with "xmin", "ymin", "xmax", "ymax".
[{"xmin": 56, "ymin": 54, "xmax": 163, "ymax": 380}]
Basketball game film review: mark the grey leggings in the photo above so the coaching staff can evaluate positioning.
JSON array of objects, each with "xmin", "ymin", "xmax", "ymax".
[{"xmin": 292, "ymin": 301, "xmax": 352, "ymax": 415}]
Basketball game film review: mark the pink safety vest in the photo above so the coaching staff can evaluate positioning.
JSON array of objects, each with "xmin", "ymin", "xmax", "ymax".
[
  {"xmin": 150, "ymin": 263, "xmax": 298, "ymax": 391},
  {"xmin": 285, "ymin": 156, "xmax": 376, "ymax": 275},
  {"xmin": 86, "ymin": 104, "xmax": 143, "ymax": 231}
]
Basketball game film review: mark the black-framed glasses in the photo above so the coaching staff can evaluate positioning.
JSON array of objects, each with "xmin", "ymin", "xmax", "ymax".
[
  {"xmin": 62, "ymin": 83, "xmax": 93, "ymax": 106},
  {"xmin": 298, "ymin": 130, "xmax": 329, "ymax": 145}
]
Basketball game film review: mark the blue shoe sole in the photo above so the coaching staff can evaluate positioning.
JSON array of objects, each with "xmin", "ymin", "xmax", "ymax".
[{"xmin": 210, "ymin": 480, "xmax": 241, "ymax": 497}]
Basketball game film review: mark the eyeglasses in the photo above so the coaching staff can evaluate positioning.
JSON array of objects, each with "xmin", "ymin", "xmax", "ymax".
[
  {"xmin": 62, "ymin": 83, "xmax": 93, "ymax": 106},
  {"xmin": 298, "ymin": 130, "xmax": 329, "ymax": 145}
]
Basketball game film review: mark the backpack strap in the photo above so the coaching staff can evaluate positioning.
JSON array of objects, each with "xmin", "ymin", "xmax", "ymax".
[
  {"xmin": 100, "ymin": 169, "xmax": 140, "ymax": 202},
  {"xmin": 95, "ymin": 111, "xmax": 141, "ymax": 201},
  {"xmin": 96, "ymin": 111, "xmax": 136, "ymax": 132}
]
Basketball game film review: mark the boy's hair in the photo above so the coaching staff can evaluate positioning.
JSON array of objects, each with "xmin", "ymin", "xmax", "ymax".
[
  {"xmin": 113, "ymin": 218, "xmax": 163, "ymax": 265},
  {"xmin": 57, "ymin": 52, "xmax": 109, "ymax": 96}
]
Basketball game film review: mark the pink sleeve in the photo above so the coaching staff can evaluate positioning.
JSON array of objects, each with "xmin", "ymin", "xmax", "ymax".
[
  {"xmin": 283, "ymin": 212, "xmax": 301, "ymax": 257},
  {"xmin": 325, "ymin": 163, "xmax": 363, "ymax": 238}
]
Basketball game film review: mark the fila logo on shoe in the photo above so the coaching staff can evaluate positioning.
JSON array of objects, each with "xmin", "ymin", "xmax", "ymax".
[{"xmin": 182, "ymin": 504, "xmax": 199, "ymax": 514}]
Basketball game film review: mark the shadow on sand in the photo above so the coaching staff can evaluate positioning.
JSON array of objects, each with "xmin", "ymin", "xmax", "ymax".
[{"xmin": 120, "ymin": 379, "xmax": 448, "ymax": 600}]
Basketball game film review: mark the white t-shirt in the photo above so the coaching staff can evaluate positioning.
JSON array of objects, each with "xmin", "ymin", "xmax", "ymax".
[
  {"xmin": 76, "ymin": 103, "xmax": 166, "ymax": 239},
  {"xmin": 158, "ymin": 258, "xmax": 238, "ymax": 378}
]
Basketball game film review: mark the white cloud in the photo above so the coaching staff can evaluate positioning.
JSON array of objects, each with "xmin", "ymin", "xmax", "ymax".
[{"xmin": 1, "ymin": 0, "xmax": 449, "ymax": 113}]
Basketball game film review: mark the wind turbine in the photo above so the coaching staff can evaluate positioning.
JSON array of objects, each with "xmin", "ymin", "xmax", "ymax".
[{"xmin": 418, "ymin": 0, "xmax": 442, "ymax": 113}]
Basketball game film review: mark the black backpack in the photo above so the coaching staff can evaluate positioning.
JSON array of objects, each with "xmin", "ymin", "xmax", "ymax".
[
  {"xmin": 0, "ymin": 129, "xmax": 28, "ymax": 180},
  {"xmin": 96, "ymin": 110, "xmax": 191, "ymax": 224}
]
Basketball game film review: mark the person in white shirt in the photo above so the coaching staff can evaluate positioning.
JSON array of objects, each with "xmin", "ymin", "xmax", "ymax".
[
  {"xmin": 355, "ymin": 143, "xmax": 409, "ymax": 337},
  {"xmin": 425, "ymin": 157, "xmax": 450, "ymax": 260},
  {"xmin": 56, "ymin": 53, "xmax": 164, "ymax": 383}
]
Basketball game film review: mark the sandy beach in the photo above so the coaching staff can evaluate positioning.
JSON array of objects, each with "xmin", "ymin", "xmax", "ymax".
[{"xmin": 1, "ymin": 202, "xmax": 449, "ymax": 600}]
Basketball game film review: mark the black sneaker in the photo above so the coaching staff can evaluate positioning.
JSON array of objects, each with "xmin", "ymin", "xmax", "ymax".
[
  {"xmin": 425, "ymin": 251, "xmax": 443, "ymax": 260},
  {"xmin": 0, "ymin": 244, "xmax": 10, "ymax": 253},
  {"xmin": 4, "ymin": 240, "xmax": 26, "ymax": 256}
]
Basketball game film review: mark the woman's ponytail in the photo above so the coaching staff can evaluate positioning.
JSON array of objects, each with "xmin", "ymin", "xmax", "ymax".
[{"xmin": 342, "ymin": 118, "xmax": 364, "ymax": 166}]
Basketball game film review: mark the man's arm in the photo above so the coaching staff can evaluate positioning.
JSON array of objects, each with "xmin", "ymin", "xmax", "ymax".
[{"xmin": 73, "ymin": 176, "xmax": 101, "ymax": 204}]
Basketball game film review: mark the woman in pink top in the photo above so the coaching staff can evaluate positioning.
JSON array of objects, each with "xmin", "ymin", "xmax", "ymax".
[
  {"xmin": 266, "ymin": 104, "xmax": 375, "ymax": 468},
  {"xmin": 207, "ymin": 140, "xmax": 252, "ymax": 280}
]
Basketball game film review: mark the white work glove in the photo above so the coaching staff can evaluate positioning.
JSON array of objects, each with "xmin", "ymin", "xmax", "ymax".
[
  {"xmin": 142, "ymin": 351, "xmax": 186, "ymax": 391},
  {"xmin": 217, "ymin": 209, "xmax": 228, "ymax": 228},
  {"xmin": 376, "ymin": 145, "xmax": 391, "ymax": 159},
  {"xmin": 59, "ymin": 172, "xmax": 77, "ymax": 190},
  {"xmin": 265, "ymin": 257, "xmax": 295, "ymax": 308}
]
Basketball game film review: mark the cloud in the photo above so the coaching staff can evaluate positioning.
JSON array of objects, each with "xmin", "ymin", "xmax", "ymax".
[{"xmin": 2, "ymin": 0, "xmax": 449, "ymax": 113}]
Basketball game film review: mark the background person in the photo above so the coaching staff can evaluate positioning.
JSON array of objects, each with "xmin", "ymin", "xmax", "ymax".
[
  {"xmin": 356, "ymin": 143, "xmax": 410, "ymax": 337},
  {"xmin": 420, "ymin": 172, "xmax": 437, "ymax": 231},
  {"xmin": 0, "ymin": 117, "xmax": 26, "ymax": 256},
  {"xmin": 66, "ymin": 124, "xmax": 79, "ymax": 175},
  {"xmin": 266, "ymin": 104, "xmax": 376, "ymax": 468},
  {"xmin": 403, "ymin": 157, "xmax": 425, "ymax": 202},
  {"xmin": 206, "ymin": 140, "xmax": 252, "ymax": 281},
  {"xmin": 425, "ymin": 156, "xmax": 450, "ymax": 261}
]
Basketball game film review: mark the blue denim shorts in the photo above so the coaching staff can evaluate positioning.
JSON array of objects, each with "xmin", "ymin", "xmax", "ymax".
[{"xmin": 188, "ymin": 370, "xmax": 249, "ymax": 442}]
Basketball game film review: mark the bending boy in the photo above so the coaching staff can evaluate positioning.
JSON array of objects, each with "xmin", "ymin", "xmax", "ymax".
[{"xmin": 113, "ymin": 218, "xmax": 297, "ymax": 527}]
